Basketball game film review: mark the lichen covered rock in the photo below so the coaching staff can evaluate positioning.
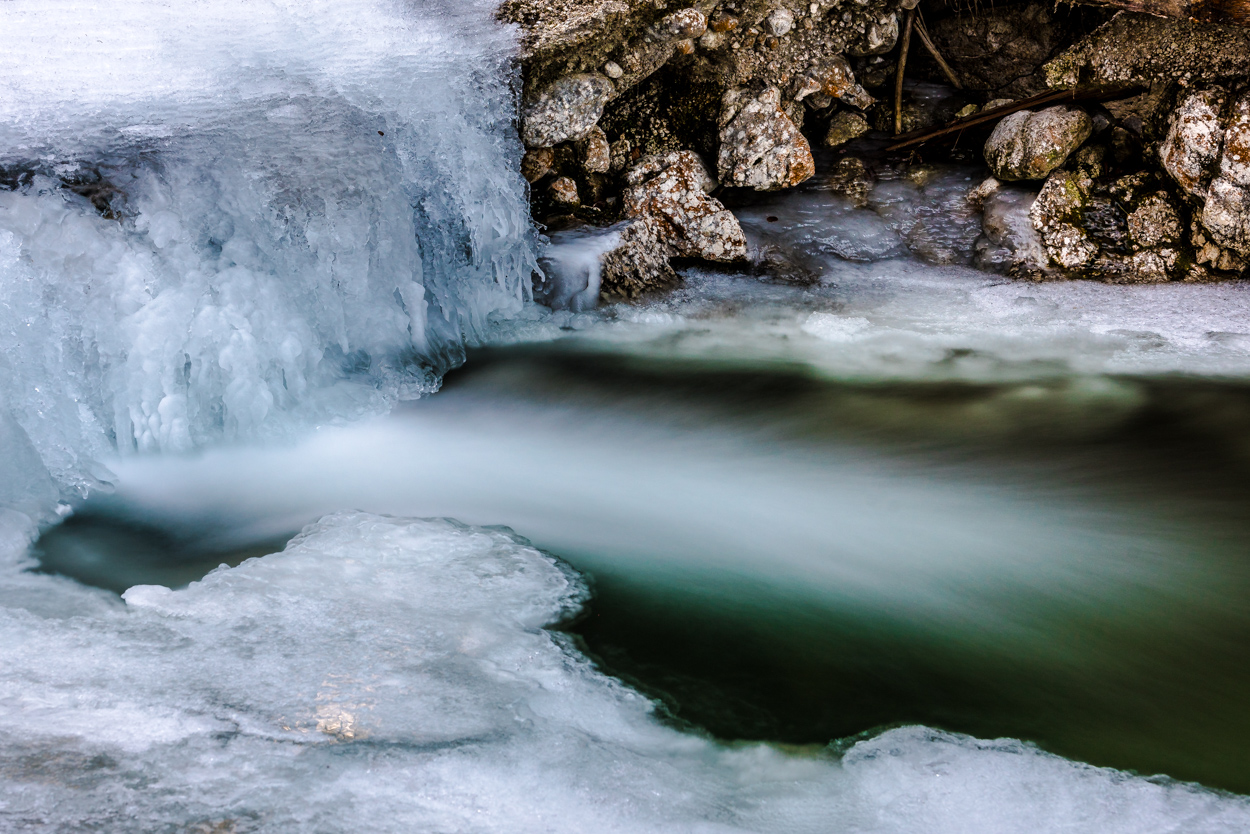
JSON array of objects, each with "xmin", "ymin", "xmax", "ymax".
[
  {"xmin": 718, "ymin": 86, "xmax": 815, "ymax": 191},
  {"xmin": 985, "ymin": 106, "xmax": 1093, "ymax": 182},
  {"xmin": 825, "ymin": 111, "xmax": 870, "ymax": 148},
  {"xmin": 1029, "ymin": 170, "xmax": 1098, "ymax": 269}
]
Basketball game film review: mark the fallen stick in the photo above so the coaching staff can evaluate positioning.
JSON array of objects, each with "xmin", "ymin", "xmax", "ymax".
[
  {"xmin": 885, "ymin": 83, "xmax": 1146, "ymax": 151},
  {"xmin": 894, "ymin": 9, "xmax": 916, "ymax": 135},
  {"xmin": 913, "ymin": 15, "xmax": 962, "ymax": 90}
]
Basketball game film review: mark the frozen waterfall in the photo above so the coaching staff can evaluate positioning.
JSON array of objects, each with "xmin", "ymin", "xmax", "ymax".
[{"xmin": 0, "ymin": 0, "xmax": 536, "ymax": 541}]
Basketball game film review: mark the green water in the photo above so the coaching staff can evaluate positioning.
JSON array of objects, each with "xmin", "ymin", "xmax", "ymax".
[{"xmin": 36, "ymin": 345, "xmax": 1250, "ymax": 795}]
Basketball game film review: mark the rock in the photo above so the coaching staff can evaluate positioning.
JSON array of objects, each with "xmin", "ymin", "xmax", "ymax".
[
  {"xmin": 609, "ymin": 137, "xmax": 633, "ymax": 173},
  {"xmin": 1030, "ymin": 170, "xmax": 1098, "ymax": 269},
  {"xmin": 603, "ymin": 60, "xmax": 624, "ymax": 79},
  {"xmin": 601, "ymin": 218, "xmax": 679, "ymax": 299},
  {"xmin": 765, "ymin": 9, "xmax": 794, "ymax": 37},
  {"xmin": 984, "ymin": 106, "xmax": 1093, "ymax": 181},
  {"xmin": 1126, "ymin": 191, "xmax": 1183, "ymax": 250},
  {"xmin": 793, "ymin": 56, "xmax": 875, "ymax": 111},
  {"xmin": 1158, "ymin": 85, "xmax": 1250, "ymax": 266},
  {"xmin": 658, "ymin": 8, "xmax": 707, "ymax": 40},
  {"xmin": 580, "ymin": 125, "xmax": 611, "ymax": 174},
  {"xmin": 717, "ymin": 86, "xmax": 815, "ymax": 191},
  {"xmin": 521, "ymin": 148, "xmax": 555, "ymax": 183},
  {"xmin": 847, "ymin": 12, "xmax": 899, "ymax": 57},
  {"xmin": 822, "ymin": 156, "xmax": 874, "ymax": 207},
  {"xmin": 521, "ymin": 73, "xmax": 615, "ymax": 148},
  {"xmin": 967, "ymin": 176, "xmax": 1002, "ymax": 208},
  {"xmin": 549, "ymin": 176, "xmax": 581, "ymax": 207},
  {"xmin": 622, "ymin": 150, "xmax": 747, "ymax": 261},
  {"xmin": 825, "ymin": 111, "xmax": 870, "ymax": 148},
  {"xmin": 1160, "ymin": 87, "xmax": 1227, "ymax": 199},
  {"xmin": 1043, "ymin": 13, "xmax": 1250, "ymax": 90}
]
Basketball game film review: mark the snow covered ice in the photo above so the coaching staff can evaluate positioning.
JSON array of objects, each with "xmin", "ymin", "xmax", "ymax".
[{"xmin": 2, "ymin": 512, "xmax": 1249, "ymax": 833}]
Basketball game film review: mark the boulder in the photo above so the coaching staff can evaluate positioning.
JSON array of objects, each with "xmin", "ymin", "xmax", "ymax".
[
  {"xmin": 549, "ymin": 176, "xmax": 581, "ymax": 207},
  {"xmin": 622, "ymin": 150, "xmax": 748, "ymax": 262},
  {"xmin": 521, "ymin": 73, "xmax": 614, "ymax": 148},
  {"xmin": 717, "ymin": 86, "xmax": 815, "ymax": 191},
  {"xmin": 1159, "ymin": 86, "xmax": 1250, "ymax": 264},
  {"xmin": 601, "ymin": 219, "xmax": 679, "ymax": 299},
  {"xmin": 985, "ymin": 106, "xmax": 1093, "ymax": 181}
]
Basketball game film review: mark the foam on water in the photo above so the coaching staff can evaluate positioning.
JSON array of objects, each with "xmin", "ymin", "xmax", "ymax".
[
  {"xmin": 2, "ymin": 512, "xmax": 1248, "ymax": 832},
  {"xmin": 0, "ymin": 0, "xmax": 536, "ymax": 527}
]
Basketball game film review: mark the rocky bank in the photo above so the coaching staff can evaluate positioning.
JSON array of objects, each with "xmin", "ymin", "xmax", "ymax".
[{"xmin": 499, "ymin": 0, "xmax": 1250, "ymax": 297}]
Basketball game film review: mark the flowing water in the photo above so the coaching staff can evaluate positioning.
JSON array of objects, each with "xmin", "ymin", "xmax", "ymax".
[{"xmin": 3, "ymin": 1, "xmax": 1250, "ymax": 832}]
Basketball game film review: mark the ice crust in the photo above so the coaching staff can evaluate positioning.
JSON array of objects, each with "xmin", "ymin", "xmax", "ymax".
[
  {"xmin": 0, "ymin": 0, "xmax": 536, "ymax": 524},
  {"xmin": 2, "ymin": 512, "xmax": 1248, "ymax": 832}
]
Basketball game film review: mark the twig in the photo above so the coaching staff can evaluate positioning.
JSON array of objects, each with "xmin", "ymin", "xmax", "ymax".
[
  {"xmin": 894, "ymin": 9, "xmax": 915, "ymax": 136},
  {"xmin": 885, "ymin": 83, "xmax": 1146, "ymax": 151},
  {"xmin": 914, "ymin": 15, "xmax": 962, "ymax": 90}
]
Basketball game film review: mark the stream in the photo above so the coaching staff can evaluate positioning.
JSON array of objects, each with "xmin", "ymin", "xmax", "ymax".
[{"xmin": 3, "ymin": 1, "xmax": 1250, "ymax": 831}]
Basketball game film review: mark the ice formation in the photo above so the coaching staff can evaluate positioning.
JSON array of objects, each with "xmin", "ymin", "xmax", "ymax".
[
  {"xmin": 1, "ymin": 512, "xmax": 1246, "ymax": 832},
  {"xmin": 0, "ymin": 0, "xmax": 536, "ymax": 528}
]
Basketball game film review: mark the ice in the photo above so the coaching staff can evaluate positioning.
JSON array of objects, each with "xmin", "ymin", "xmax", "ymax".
[
  {"xmin": 1, "ymin": 512, "xmax": 1246, "ymax": 832},
  {"xmin": 535, "ymin": 225, "xmax": 624, "ymax": 311},
  {"xmin": 0, "ymin": 0, "xmax": 536, "ymax": 523}
]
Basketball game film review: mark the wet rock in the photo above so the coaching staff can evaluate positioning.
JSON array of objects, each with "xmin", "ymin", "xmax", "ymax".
[
  {"xmin": 967, "ymin": 176, "xmax": 1002, "ymax": 209},
  {"xmin": 985, "ymin": 106, "xmax": 1093, "ymax": 182},
  {"xmin": 549, "ymin": 176, "xmax": 581, "ymax": 207},
  {"xmin": 580, "ymin": 125, "xmax": 611, "ymax": 174},
  {"xmin": 1030, "ymin": 170, "xmax": 1098, "ymax": 269},
  {"xmin": 822, "ymin": 156, "xmax": 874, "ymax": 207},
  {"xmin": 521, "ymin": 73, "xmax": 615, "ymax": 148},
  {"xmin": 622, "ymin": 150, "xmax": 748, "ymax": 262},
  {"xmin": 600, "ymin": 218, "xmax": 679, "ymax": 299},
  {"xmin": 825, "ymin": 111, "xmax": 870, "ymax": 148},
  {"xmin": 521, "ymin": 148, "xmax": 555, "ymax": 183},
  {"xmin": 717, "ymin": 86, "xmax": 815, "ymax": 191}
]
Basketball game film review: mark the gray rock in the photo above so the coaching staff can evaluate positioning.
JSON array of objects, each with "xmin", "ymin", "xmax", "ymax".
[
  {"xmin": 1126, "ymin": 191, "xmax": 1183, "ymax": 250},
  {"xmin": 658, "ymin": 8, "xmax": 707, "ymax": 40},
  {"xmin": 985, "ymin": 106, "xmax": 1093, "ymax": 181},
  {"xmin": 765, "ymin": 9, "xmax": 794, "ymax": 37},
  {"xmin": 718, "ymin": 86, "xmax": 815, "ymax": 191},
  {"xmin": 622, "ymin": 150, "xmax": 747, "ymax": 262},
  {"xmin": 824, "ymin": 111, "xmax": 870, "ymax": 148},
  {"xmin": 521, "ymin": 73, "xmax": 614, "ymax": 148}
]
